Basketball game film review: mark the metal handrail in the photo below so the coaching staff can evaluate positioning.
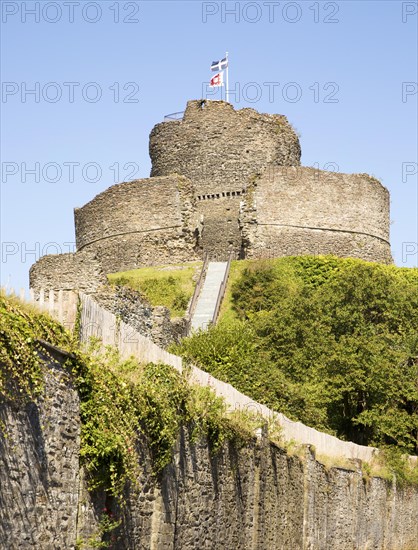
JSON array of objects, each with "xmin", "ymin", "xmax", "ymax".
[
  {"xmin": 163, "ymin": 111, "xmax": 185, "ymax": 121},
  {"xmin": 187, "ymin": 253, "xmax": 209, "ymax": 329},
  {"xmin": 211, "ymin": 251, "xmax": 234, "ymax": 325}
]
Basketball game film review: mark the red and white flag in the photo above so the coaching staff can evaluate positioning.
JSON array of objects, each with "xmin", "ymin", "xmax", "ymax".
[{"xmin": 210, "ymin": 72, "xmax": 224, "ymax": 87}]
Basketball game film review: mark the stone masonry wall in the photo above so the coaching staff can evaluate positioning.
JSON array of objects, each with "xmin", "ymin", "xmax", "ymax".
[
  {"xmin": 150, "ymin": 100, "xmax": 301, "ymax": 259},
  {"xmin": 150, "ymin": 100, "xmax": 301, "ymax": 197},
  {"xmin": 29, "ymin": 249, "xmax": 106, "ymax": 293},
  {"xmin": 198, "ymin": 195, "xmax": 244, "ymax": 259},
  {"xmin": 1, "ymin": 357, "xmax": 417, "ymax": 549},
  {"xmin": 74, "ymin": 175, "xmax": 200, "ymax": 273},
  {"xmin": 92, "ymin": 285, "xmax": 187, "ymax": 348},
  {"xmin": 0, "ymin": 355, "xmax": 81, "ymax": 549},
  {"xmin": 118, "ymin": 429, "xmax": 418, "ymax": 550},
  {"xmin": 241, "ymin": 166, "xmax": 392, "ymax": 263}
]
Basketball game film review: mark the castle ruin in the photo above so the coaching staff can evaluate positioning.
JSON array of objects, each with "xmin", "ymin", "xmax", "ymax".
[{"xmin": 30, "ymin": 99, "xmax": 392, "ymax": 292}]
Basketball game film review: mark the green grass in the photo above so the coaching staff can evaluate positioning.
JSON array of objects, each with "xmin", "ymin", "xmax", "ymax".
[
  {"xmin": 218, "ymin": 258, "xmax": 282, "ymax": 325},
  {"xmin": 215, "ymin": 260, "xmax": 245, "ymax": 325},
  {"xmin": 107, "ymin": 262, "xmax": 202, "ymax": 317}
]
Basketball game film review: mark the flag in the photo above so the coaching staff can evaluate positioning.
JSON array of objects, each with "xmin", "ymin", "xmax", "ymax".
[
  {"xmin": 210, "ymin": 72, "xmax": 224, "ymax": 87},
  {"xmin": 211, "ymin": 57, "xmax": 228, "ymax": 72}
]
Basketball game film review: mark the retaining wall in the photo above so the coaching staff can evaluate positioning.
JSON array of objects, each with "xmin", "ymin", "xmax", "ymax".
[{"xmin": 1, "ymin": 357, "xmax": 417, "ymax": 550}]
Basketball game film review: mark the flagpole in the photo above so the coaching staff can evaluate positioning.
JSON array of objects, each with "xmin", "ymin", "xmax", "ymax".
[{"xmin": 225, "ymin": 51, "xmax": 229, "ymax": 103}]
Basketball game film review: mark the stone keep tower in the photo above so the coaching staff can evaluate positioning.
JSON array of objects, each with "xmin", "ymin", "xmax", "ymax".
[
  {"xmin": 149, "ymin": 99, "xmax": 391, "ymax": 263},
  {"xmin": 30, "ymin": 99, "xmax": 392, "ymax": 294},
  {"xmin": 150, "ymin": 100, "xmax": 301, "ymax": 258}
]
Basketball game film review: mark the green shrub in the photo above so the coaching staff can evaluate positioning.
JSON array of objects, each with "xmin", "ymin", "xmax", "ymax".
[
  {"xmin": 0, "ymin": 292, "xmax": 74, "ymax": 400},
  {"xmin": 175, "ymin": 256, "xmax": 418, "ymax": 455},
  {"xmin": 1, "ymin": 293, "xmax": 255, "ymax": 497}
]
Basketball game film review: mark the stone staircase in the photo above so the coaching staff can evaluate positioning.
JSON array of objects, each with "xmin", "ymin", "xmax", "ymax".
[{"xmin": 190, "ymin": 261, "xmax": 228, "ymax": 331}]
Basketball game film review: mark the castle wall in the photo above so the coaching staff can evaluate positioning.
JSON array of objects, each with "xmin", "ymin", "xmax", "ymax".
[
  {"xmin": 74, "ymin": 175, "xmax": 200, "ymax": 273},
  {"xmin": 149, "ymin": 100, "xmax": 301, "ymax": 260},
  {"xmin": 242, "ymin": 166, "xmax": 392, "ymax": 263},
  {"xmin": 197, "ymin": 194, "xmax": 244, "ymax": 259},
  {"xmin": 29, "ymin": 250, "xmax": 106, "ymax": 293},
  {"xmin": 28, "ymin": 100, "xmax": 393, "ymax": 293},
  {"xmin": 82, "ymin": 233, "xmax": 198, "ymax": 276},
  {"xmin": 150, "ymin": 100, "xmax": 301, "ymax": 197},
  {"xmin": 1, "ymin": 357, "xmax": 417, "ymax": 549}
]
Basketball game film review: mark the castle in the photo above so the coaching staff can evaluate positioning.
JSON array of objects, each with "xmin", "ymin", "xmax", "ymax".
[
  {"xmin": 14, "ymin": 102, "xmax": 418, "ymax": 550},
  {"xmin": 30, "ymin": 100, "xmax": 392, "ymax": 293}
]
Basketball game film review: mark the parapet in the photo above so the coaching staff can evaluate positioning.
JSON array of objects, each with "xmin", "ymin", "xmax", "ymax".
[
  {"xmin": 241, "ymin": 166, "xmax": 392, "ymax": 263},
  {"xmin": 73, "ymin": 175, "xmax": 200, "ymax": 273},
  {"xmin": 149, "ymin": 100, "xmax": 301, "ymax": 195},
  {"xmin": 29, "ymin": 249, "xmax": 106, "ymax": 293}
]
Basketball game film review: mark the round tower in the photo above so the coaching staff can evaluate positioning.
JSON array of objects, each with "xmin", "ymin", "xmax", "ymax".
[
  {"xmin": 149, "ymin": 100, "xmax": 301, "ymax": 259},
  {"xmin": 73, "ymin": 175, "xmax": 199, "ymax": 273},
  {"xmin": 150, "ymin": 99, "xmax": 301, "ymax": 195}
]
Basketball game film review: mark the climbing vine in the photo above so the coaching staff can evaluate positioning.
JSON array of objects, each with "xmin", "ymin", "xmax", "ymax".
[
  {"xmin": 0, "ymin": 292, "xmax": 74, "ymax": 401},
  {"xmin": 0, "ymin": 292, "xmax": 255, "ymax": 499}
]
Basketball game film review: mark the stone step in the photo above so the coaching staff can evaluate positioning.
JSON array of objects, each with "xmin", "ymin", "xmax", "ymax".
[{"xmin": 190, "ymin": 261, "xmax": 228, "ymax": 331}]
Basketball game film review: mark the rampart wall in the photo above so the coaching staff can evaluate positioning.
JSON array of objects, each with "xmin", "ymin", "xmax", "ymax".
[
  {"xmin": 241, "ymin": 166, "xmax": 392, "ymax": 263},
  {"xmin": 91, "ymin": 285, "xmax": 187, "ymax": 347},
  {"xmin": 73, "ymin": 175, "xmax": 200, "ymax": 273}
]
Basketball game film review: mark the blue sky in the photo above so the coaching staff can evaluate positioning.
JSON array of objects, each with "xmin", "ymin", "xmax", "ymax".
[{"xmin": 1, "ymin": 0, "xmax": 417, "ymax": 292}]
